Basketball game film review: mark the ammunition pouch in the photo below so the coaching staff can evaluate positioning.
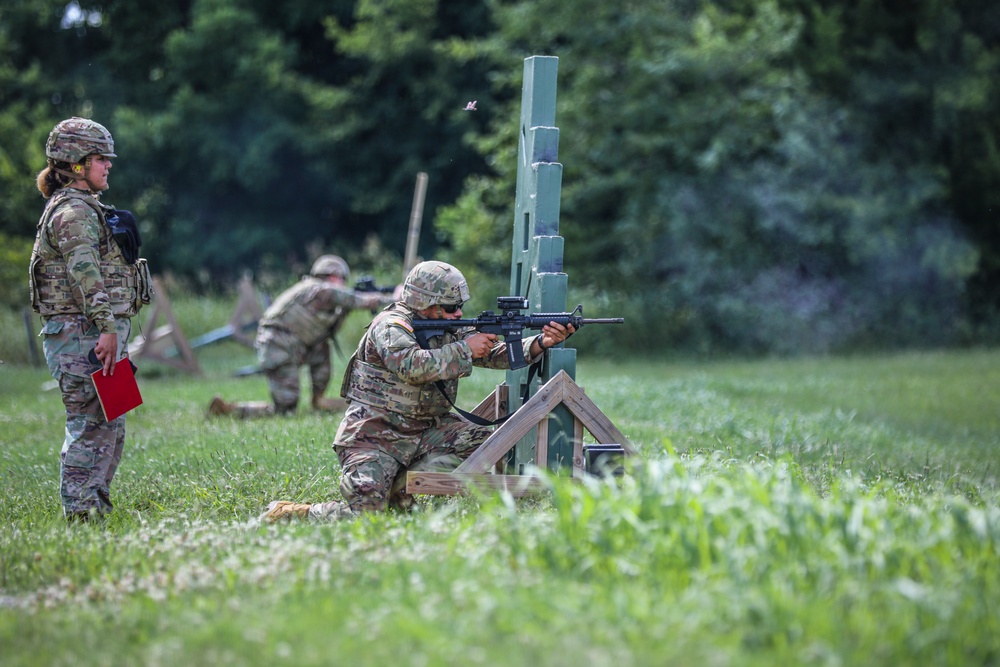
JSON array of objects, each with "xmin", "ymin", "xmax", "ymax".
[
  {"xmin": 106, "ymin": 209, "xmax": 142, "ymax": 264},
  {"xmin": 31, "ymin": 257, "xmax": 152, "ymax": 318},
  {"xmin": 343, "ymin": 358, "xmax": 454, "ymax": 419}
]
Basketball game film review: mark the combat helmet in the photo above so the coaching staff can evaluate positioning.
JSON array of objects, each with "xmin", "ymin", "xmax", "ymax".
[
  {"xmin": 402, "ymin": 260, "xmax": 470, "ymax": 310},
  {"xmin": 46, "ymin": 117, "xmax": 116, "ymax": 164},
  {"xmin": 310, "ymin": 254, "xmax": 350, "ymax": 279}
]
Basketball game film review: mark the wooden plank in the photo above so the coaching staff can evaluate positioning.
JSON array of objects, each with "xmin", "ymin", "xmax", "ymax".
[
  {"xmin": 428, "ymin": 370, "xmax": 635, "ymax": 495},
  {"xmin": 406, "ymin": 471, "xmax": 547, "ymax": 497},
  {"xmin": 528, "ymin": 125, "xmax": 560, "ymax": 166},
  {"xmin": 469, "ymin": 383, "xmax": 510, "ymax": 423},
  {"xmin": 528, "ymin": 237, "xmax": 566, "ymax": 280},
  {"xmin": 470, "ymin": 387, "xmax": 499, "ymax": 420},
  {"xmin": 455, "ymin": 373, "xmax": 565, "ymax": 473},
  {"xmin": 572, "ymin": 415, "xmax": 585, "ymax": 478},
  {"xmin": 521, "ymin": 56, "xmax": 558, "ymax": 129},
  {"xmin": 560, "ymin": 377, "xmax": 635, "ymax": 454},
  {"xmin": 131, "ymin": 277, "xmax": 201, "ymax": 375},
  {"xmin": 532, "ymin": 161, "xmax": 563, "ymax": 235},
  {"xmin": 496, "ymin": 384, "xmax": 509, "ymax": 419},
  {"xmin": 535, "ymin": 412, "xmax": 549, "ymax": 470},
  {"xmin": 402, "ymin": 172, "xmax": 429, "ymax": 281},
  {"xmin": 228, "ymin": 275, "xmax": 263, "ymax": 347},
  {"xmin": 492, "ymin": 384, "xmax": 510, "ymax": 474}
]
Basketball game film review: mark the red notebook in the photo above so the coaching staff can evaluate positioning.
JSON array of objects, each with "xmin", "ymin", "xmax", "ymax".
[{"xmin": 91, "ymin": 358, "xmax": 143, "ymax": 421}]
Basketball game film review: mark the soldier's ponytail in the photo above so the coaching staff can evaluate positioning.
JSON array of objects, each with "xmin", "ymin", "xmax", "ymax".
[{"xmin": 35, "ymin": 161, "xmax": 74, "ymax": 199}]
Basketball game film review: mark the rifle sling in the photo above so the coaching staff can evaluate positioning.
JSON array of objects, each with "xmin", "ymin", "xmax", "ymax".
[{"xmin": 431, "ymin": 361, "xmax": 541, "ymax": 427}]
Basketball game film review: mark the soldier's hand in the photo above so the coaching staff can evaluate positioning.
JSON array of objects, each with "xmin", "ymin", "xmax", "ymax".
[
  {"xmin": 539, "ymin": 322, "xmax": 574, "ymax": 350},
  {"xmin": 94, "ymin": 332, "xmax": 118, "ymax": 376},
  {"xmin": 466, "ymin": 332, "xmax": 499, "ymax": 359}
]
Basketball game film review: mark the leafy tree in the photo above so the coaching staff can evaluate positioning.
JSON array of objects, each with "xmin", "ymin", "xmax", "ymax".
[
  {"xmin": 111, "ymin": 0, "xmax": 327, "ymax": 279},
  {"xmin": 313, "ymin": 0, "xmax": 497, "ymax": 255},
  {"xmin": 779, "ymin": 0, "xmax": 1000, "ymax": 332},
  {"xmin": 2, "ymin": 0, "xmax": 497, "ymax": 287},
  {"xmin": 1, "ymin": 0, "xmax": 996, "ymax": 354},
  {"xmin": 0, "ymin": 0, "xmax": 86, "ymax": 240},
  {"xmin": 439, "ymin": 0, "xmax": 985, "ymax": 353}
]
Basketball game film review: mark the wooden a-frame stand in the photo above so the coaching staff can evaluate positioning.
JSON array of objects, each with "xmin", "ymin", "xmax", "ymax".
[
  {"xmin": 405, "ymin": 371, "xmax": 635, "ymax": 497},
  {"xmin": 189, "ymin": 274, "xmax": 264, "ymax": 349},
  {"xmin": 223, "ymin": 274, "xmax": 263, "ymax": 347},
  {"xmin": 130, "ymin": 276, "xmax": 202, "ymax": 375}
]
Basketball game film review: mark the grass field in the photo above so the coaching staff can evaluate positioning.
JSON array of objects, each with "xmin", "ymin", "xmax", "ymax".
[{"xmin": 1, "ymin": 315, "xmax": 998, "ymax": 665}]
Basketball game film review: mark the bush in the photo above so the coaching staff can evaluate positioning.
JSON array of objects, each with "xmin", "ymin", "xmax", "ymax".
[{"xmin": 0, "ymin": 233, "xmax": 32, "ymax": 310}]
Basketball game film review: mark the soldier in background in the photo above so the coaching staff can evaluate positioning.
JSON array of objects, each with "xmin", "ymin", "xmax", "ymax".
[
  {"xmin": 30, "ymin": 117, "xmax": 152, "ymax": 522},
  {"xmin": 259, "ymin": 260, "xmax": 573, "ymax": 522},
  {"xmin": 208, "ymin": 255, "xmax": 398, "ymax": 418}
]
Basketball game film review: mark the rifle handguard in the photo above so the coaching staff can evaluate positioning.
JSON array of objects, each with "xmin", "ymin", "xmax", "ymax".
[{"xmin": 411, "ymin": 297, "xmax": 624, "ymax": 371}]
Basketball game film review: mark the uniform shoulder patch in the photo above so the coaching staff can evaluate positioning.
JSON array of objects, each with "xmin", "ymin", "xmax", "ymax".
[
  {"xmin": 385, "ymin": 315, "xmax": 413, "ymax": 334},
  {"xmin": 53, "ymin": 199, "xmax": 98, "ymax": 222}
]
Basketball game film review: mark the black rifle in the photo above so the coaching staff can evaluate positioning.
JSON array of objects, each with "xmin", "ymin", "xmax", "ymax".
[
  {"xmin": 354, "ymin": 275, "xmax": 396, "ymax": 294},
  {"xmin": 412, "ymin": 296, "xmax": 624, "ymax": 370}
]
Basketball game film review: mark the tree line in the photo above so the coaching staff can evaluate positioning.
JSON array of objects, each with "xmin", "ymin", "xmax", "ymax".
[{"xmin": 2, "ymin": 0, "xmax": 997, "ymax": 354}]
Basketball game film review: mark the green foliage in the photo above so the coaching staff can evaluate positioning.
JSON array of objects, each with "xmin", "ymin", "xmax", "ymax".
[
  {"xmin": 0, "ymin": 0, "xmax": 69, "ymax": 241},
  {"xmin": 1, "ymin": 347, "xmax": 999, "ymax": 665},
  {"xmin": 434, "ymin": 174, "xmax": 512, "ymax": 308},
  {"xmin": 0, "ymin": 0, "xmax": 496, "ymax": 288},
  {"xmin": 436, "ymin": 0, "xmax": 990, "ymax": 354},
  {"xmin": 0, "ymin": 0, "xmax": 998, "ymax": 353},
  {"xmin": 0, "ymin": 233, "xmax": 32, "ymax": 310}
]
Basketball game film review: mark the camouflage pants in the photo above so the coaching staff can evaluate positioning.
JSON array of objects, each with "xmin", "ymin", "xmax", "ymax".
[
  {"xmin": 253, "ymin": 330, "xmax": 331, "ymax": 415},
  {"xmin": 307, "ymin": 408, "xmax": 492, "ymax": 520},
  {"xmin": 41, "ymin": 315, "xmax": 131, "ymax": 518}
]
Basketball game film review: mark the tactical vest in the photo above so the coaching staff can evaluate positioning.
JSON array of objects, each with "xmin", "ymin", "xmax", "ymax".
[
  {"xmin": 340, "ymin": 308, "xmax": 455, "ymax": 419},
  {"xmin": 29, "ymin": 189, "xmax": 152, "ymax": 318},
  {"xmin": 259, "ymin": 278, "xmax": 342, "ymax": 347}
]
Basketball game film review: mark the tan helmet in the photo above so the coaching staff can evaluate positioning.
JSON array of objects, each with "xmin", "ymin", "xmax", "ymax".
[
  {"xmin": 310, "ymin": 254, "xmax": 350, "ymax": 279},
  {"xmin": 402, "ymin": 260, "xmax": 470, "ymax": 310},
  {"xmin": 46, "ymin": 117, "xmax": 117, "ymax": 164}
]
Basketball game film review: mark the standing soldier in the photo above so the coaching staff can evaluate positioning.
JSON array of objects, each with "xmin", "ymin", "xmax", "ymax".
[
  {"xmin": 30, "ymin": 117, "xmax": 152, "ymax": 522},
  {"xmin": 259, "ymin": 260, "xmax": 573, "ymax": 522},
  {"xmin": 208, "ymin": 255, "xmax": 399, "ymax": 418}
]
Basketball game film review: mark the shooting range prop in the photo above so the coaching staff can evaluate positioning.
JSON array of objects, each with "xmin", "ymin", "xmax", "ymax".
[
  {"xmin": 129, "ymin": 276, "xmax": 201, "ymax": 375},
  {"xmin": 406, "ymin": 56, "xmax": 633, "ymax": 497},
  {"xmin": 406, "ymin": 370, "xmax": 631, "ymax": 496},
  {"xmin": 189, "ymin": 273, "xmax": 264, "ymax": 349}
]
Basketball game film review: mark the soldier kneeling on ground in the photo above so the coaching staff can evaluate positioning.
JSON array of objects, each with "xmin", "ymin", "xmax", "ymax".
[
  {"xmin": 209, "ymin": 254, "xmax": 399, "ymax": 418},
  {"xmin": 259, "ymin": 260, "xmax": 573, "ymax": 522}
]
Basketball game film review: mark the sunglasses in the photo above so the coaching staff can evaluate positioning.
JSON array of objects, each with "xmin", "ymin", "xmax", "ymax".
[{"xmin": 440, "ymin": 303, "xmax": 463, "ymax": 314}]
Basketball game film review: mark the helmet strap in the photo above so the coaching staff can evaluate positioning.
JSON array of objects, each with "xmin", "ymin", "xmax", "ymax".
[
  {"xmin": 58, "ymin": 156, "xmax": 104, "ymax": 194},
  {"xmin": 50, "ymin": 158, "xmax": 78, "ymax": 183}
]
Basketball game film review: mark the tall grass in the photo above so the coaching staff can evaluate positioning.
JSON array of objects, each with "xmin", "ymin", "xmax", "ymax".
[{"xmin": 0, "ymin": 291, "xmax": 998, "ymax": 666}]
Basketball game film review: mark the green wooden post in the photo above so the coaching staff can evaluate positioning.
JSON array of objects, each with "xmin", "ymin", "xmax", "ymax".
[{"xmin": 505, "ymin": 56, "xmax": 578, "ymax": 475}]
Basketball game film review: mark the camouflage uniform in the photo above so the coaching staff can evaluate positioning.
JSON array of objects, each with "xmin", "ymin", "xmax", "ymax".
[
  {"xmin": 226, "ymin": 264, "xmax": 394, "ymax": 417},
  {"xmin": 259, "ymin": 260, "xmax": 545, "ymax": 522},
  {"xmin": 30, "ymin": 118, "xmax": 150, "ymax": 520},
  {"xmin": 259, "ymin": 261, "xmax": 572, "ymax": 523},
  {"xmin": 306, "ymin": 304, "xmax": 542, "ymax": 520}
]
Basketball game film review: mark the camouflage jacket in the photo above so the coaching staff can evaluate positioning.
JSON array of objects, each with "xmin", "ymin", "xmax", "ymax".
[
  {"xmin": 341, "ymin": 302, "xmax": 541, "ymax": 419},
  {"xmin": 29, "ymin": 188, "xmax": 149, "ymax": 332},
  {"xmin": 259, "ymin": 276, "xmax": 393, "ymax": 349}
]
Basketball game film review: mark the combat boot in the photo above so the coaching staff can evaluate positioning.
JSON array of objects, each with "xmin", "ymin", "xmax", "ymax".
[
  {"xmin": 259, "ymin": 500, "xmax": 312, "ymax": 523},
  {"xmin": 312, "ymin": 396, "xmax": 348, "ymax": 412},
  {"xmin": 207, "ymin": 396, "xmax": 236, "ymax": 417}
]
